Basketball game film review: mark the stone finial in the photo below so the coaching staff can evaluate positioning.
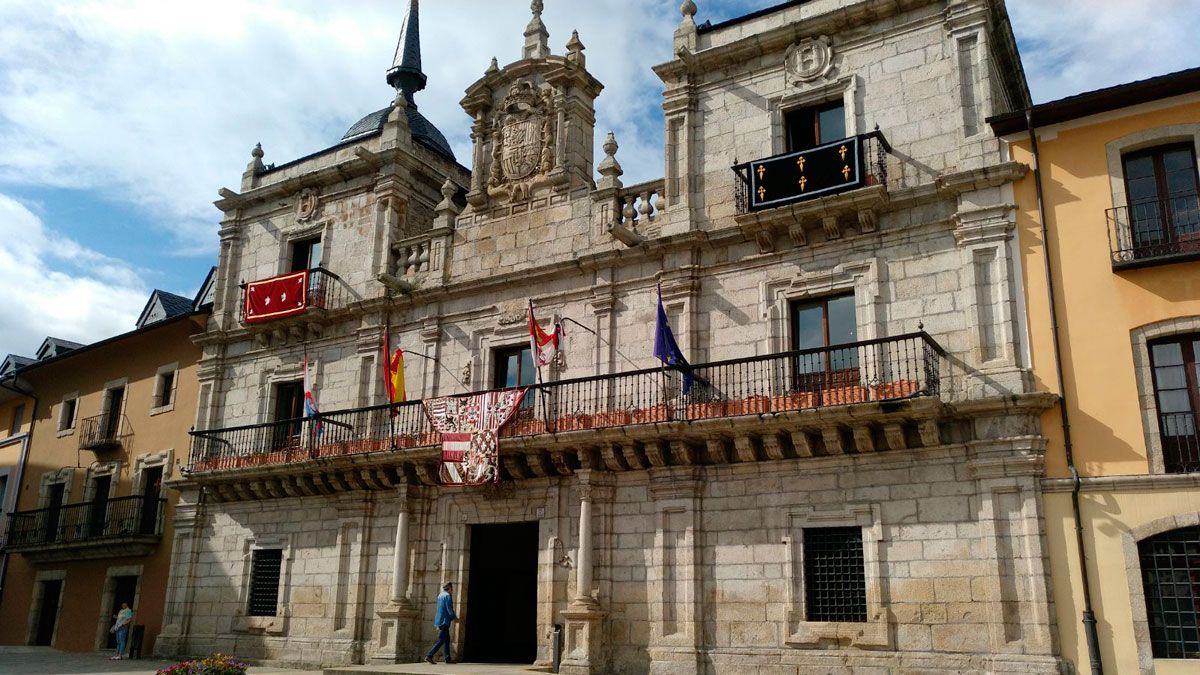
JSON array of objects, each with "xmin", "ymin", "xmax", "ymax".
[
  {"xmin": 596, "ymin": 131, "xmax": 623, "ymax": 190},
  {"xmin": 675, "ymin": 0, "xmax": 698, "ymax": 52},
  {"xmin": 485, "ymin": 56, "xmax": 499, "ymax": 75},
  {"xmin": 523, "ymin": 0, "xmax": 550, "ymax": 59},
  {"xmin": 246, "ymin": 143, "xmax": 265, "ymax": 173},
  {"xmin": 433, "ymin": 177, "xmax": 463, "ymax": 229},
  {"xmin": 566, "ymin": 30, "xmax": 585, "ymax": 66}
]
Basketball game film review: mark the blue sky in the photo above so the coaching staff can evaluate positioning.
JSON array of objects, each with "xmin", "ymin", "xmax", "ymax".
[{"xmin": 1, "ymin": 0, "xmax": 1198, "ymax": 358}]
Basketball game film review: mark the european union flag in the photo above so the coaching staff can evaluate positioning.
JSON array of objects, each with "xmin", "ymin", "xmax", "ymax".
[{"xmin": 653, "ymin": 285, "xmax": 694, "ymax": 394}]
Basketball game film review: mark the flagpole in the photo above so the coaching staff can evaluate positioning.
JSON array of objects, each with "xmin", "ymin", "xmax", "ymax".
[
  {"xmin": 529, "ymin": 299, "xmax": 553, "ymax": 433},
  {"xmin": 384, "ymin": 320, "xmax": 396, "ymax": 450}
]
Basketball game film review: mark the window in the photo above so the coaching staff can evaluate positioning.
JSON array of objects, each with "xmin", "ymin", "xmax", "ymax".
[
  {"xmin": 290, "ymin": 237, "xmax": 322, "ymax": 273},
  {"xmin": 785, "ymin": 101, "xmax": 846, "ymax": 152},
  {"xmin": 247, "ymin": 548, "xmax": 284, "ymax": 617},
  {"xmin": 804, "ymin": 526, "xmax": 867, "ymax": 622},
  {"xmin": 57, "ymin": 398, "xmax": 77, "ymax": 432},
  {"xmin": 1148, "ymin": 335, "xmax": 1200, "ymax": 473},
  {"xmin": 1122, "ymin": 143, "xmax": 1200, "ymax": 255},
  {"xmin": 1138, "ymin": 526, "xmax": 1199, "ymax": 659},
  {"xmin": 101, "ymin": 386, "xmax": 125, "ymax": 441},
  {"xmin": 791, "ymin": 294, "xmax": 859, "ymax": 395},
  {"xmin": 9, "ymin": 403, "xmax": 24, "ymax": 436},
  {"xmin": 271, "ymin": 381, "xmax": 305, "ymax": 449},
  {"xmin": 493, "ymin": 345, "xmax": 536, "ymax": 389},
  {"xmin": 0, "ymin": 474, "xmax": 9, "ymax": 531},
  {"xmin": 155, "ymin": 370, "xmax": 175, "ymax": 408}
]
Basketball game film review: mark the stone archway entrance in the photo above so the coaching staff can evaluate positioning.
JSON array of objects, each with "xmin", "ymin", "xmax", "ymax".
[{"xmin": 464, "ymin": 521, "xmax": 539, "ymax": 664}]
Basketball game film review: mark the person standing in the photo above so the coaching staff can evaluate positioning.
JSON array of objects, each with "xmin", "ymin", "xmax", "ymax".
[
  {"xmin": 109, "ymin": 602, "xmax": 134, "ymax": 660},
  {"xmin": 424, "ymin": 581, "xmax": 457, "ymax": 664}
]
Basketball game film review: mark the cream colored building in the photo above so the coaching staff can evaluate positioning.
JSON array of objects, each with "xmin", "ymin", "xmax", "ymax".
[
  {"xmin": 159, "ymin": 1, "xmax": 1068, "ymax": 673},
  {"xmin": 994, "ymin": 67, "xmax": 1200, "ymax": 674}
]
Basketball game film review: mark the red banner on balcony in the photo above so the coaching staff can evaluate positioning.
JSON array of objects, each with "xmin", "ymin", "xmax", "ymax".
[
  {"xmin": 423, "ymin": 388, "xmax": 527, "ymax": 486},
  {"xmin": 243, "ymin": 270, "xmax": 308, "ymax": 324}
]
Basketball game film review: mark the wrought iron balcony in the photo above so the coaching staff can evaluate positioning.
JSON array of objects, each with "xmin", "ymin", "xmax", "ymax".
[
  {"xmin": 3, "ymin": 496, "xmax": 166, "ymax": 562},
  {"xmin": 1107, "ymin": 194, "xmax": 1200, "ymax": 270},
  {"xmin": 733, "ymin": 130, "xmax": 891, "ymax": 215},
  {"xmin": 239, "ymin": 267, "xmax": 346, "ymax": 325},
  {"xmin": 1159, "ymin": 411, "xmax": 1200, "ymax": 474},
  {"xmin": 187, "ymin": 332, "xmax": 944, "ymax": 473},
  {"xmin": 79, "ymin": 413, "xmax": 130, "ymax": 451}
]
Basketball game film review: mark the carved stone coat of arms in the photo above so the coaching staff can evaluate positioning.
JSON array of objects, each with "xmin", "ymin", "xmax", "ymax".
[{"xmin": 487, "ymin": 79, "xmax": 557, "ymax": 202}]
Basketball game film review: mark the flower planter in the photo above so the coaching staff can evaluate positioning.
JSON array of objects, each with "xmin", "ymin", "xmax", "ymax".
[
  {"xmin": 726, "ymin": 395, "xmax": 770, "ymax": 416},
  {"xmin": 872, "ymin": 380, "xmax": 921, "ymax": 400},
  {"xmin": 686, "ymin": 401, "xmax": 727, "ymax": 420},
  {"xmin": 771, "ymin": 392, "xmax": 814, "ymax": 412},
  {"xmin": 555, "ymin": 414, "xmax": 594, "ymax": 431},
  {"xmin": 824, "ymin": 385, "xmax": 870, "ymax": 405},
  {"xmin": 592, "ymin": 410, "xmax": 632, "ymax": 428},
  {"xmin": 418, "ymin": 432, "xmax": 441, "ymax": 446},
  {"xmin": 632, "ymin": 404, "xmax": 669, "ymax": 424}
]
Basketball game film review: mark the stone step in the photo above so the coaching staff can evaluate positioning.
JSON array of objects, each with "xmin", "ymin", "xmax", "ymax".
[{"xmin": 323, "ymin": 663, "xmax": 548, "ymax": 675}]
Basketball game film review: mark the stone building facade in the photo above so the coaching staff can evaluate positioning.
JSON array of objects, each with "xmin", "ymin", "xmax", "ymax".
[{"xmin": 157, "ymin": 1, "xmax": 1067, "ymax": 672}]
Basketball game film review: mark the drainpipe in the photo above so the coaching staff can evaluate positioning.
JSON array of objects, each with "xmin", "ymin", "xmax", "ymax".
[
  {"xmin": 0, "ymin": 375, "xmax": 38, "ymax": 611},
  {"xmin": 1026, "ymin": 110, "xmax": 1104, "ymax": 674}
]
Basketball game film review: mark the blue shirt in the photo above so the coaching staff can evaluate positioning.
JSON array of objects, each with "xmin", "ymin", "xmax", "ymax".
[{"xmin": 434, "ymin": 590, "xmax": 456, "ymax": 628}]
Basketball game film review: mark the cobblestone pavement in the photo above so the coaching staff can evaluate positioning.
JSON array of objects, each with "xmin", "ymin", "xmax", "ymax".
[{"xmin": 0, "ymin": 646, "xmax": 322, "ymax": 675}]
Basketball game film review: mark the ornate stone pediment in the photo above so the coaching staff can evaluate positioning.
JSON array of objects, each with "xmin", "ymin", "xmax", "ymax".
[{"xmin": 487, "ymin": 79, "xmax": 558, "ymax": 203}]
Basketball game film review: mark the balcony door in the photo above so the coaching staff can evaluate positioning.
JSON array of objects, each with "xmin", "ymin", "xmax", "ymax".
[
  {"xmin": 1149, "ymin": 335, "xmax": 1200, "ymax": 473},
  {"xmin": 785, "ymin": 101, "xmax": 846, "ymax": 152},
  {"xmin": 271, "ymin": 381, "xmax": 305, "ymax": 450},
  {"xmin": 139, "ymin": 466, "xmax": 163, "ymax": 535},
  {"xmin": 41, "ymin": 482, "xmax": 66, "ymax": 542},
  {"xmin": 87, "ymin": 475, "xmax": 112, "ymax": 537},
  {"xmin": 1123, "ymin": 144, "xmax": 1200, "ymax": 253},
  {"xmin": 102, "ymin": 386, "xmax": 124, "ymax": 441},
  {"xmin": 791, "ymin": 294, "xmax": 859, "ymax": 398}
]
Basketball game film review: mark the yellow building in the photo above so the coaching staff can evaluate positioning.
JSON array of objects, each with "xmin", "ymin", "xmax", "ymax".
[
  {"xmin": 0, "ymin": 286, "xmax": 209, "ymax": 657},
  {"xmin": 1, "ymin": 353, "xmax": 37, "ymax": 603},
  {"xmin": 992, "ymin": 68, "xmax": 1200, "ymax": 673}
]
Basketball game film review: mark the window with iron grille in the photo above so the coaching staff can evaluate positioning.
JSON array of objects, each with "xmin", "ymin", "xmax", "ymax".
[
  {"xmin": 1148, "ymin": 335, "xmax": 1200, "ymax": 473},
  {"xmin": 248, "ymin": 548, "xmax": 283, "ymax": 617},
  {"xmin": 804, "ymin": 526, "xmax": 867, "ymax": 622},
  {"xmin": 1138, "ymin": 526, "xmax": 1200, "ymax": 659}
]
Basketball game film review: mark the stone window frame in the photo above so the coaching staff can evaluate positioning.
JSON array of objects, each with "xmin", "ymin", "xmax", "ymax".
[
  {"xmin": 56, "ymin": 391, "xmax": 80, "ymax": 437},
  {"xmin": 149, "ymin": 362, "xmax": 180, "ymax": 416},
  {"xmin": 782, "ymin": 503, "xmax": 889, "ymax": 649},
  {"xmin": 91, "ymin": 564, "xmax": 143, "ymax": 650},
  {"xmin": 1122, "ymin": 511, "xmax": 1200, "ymax": 673},
  {"xmin": 38, "ymin": 467, "xmax": 75, "ymax": 509},
  {"xmin": 25, "ymin": 569, "xmax": 67, "ymax": 646},
  {"xmin": 760, "ymin": 257, "xmax": 883, "ymax": 377},
  {"xmin": 256, "ymin": 363, "xmax": 306, "ymax": 425},
  {"xmin": 769, "ymin": 75, "xmax": 860, "ymax": 156},
  {"xmin": 0, "ymin": 462, "xmax": 17, "ymax": 541},
  {"xmin": 132, "ymin": 449, "xmax": 174, "ymax": 493},
  {"xmin": 278, "ymin": 221, "xmax": 332, "ymax": 275},
  {"xmin": 1105, "ymin": 123, "xmax": 1200, "ymax": 211},
  {"xmin": 232, "ymin": 534, "xmax": 293, "ymax": 635},
  {"xmin": 1129, "ymin": 316, "xmax": 1200, "ymax": 474},
  {"xmin": 82, "ymin": 461, "xmax": 122, "ymax": 503}
]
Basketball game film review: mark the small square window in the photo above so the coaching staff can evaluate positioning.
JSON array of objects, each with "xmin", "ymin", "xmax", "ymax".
[
  {"xmin": 804, "ymin": 526, "xmax": 867, "ymax": 622},
  {"xmin": 57, "ymin": 399, "xmax": 77, "ymax": 432},
  {"xmin": 248, "ymin": 548, "xmax": 284, "ymax": 617}
]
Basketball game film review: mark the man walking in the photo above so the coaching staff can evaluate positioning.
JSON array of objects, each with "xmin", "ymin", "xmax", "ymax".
[{"xmin": 425, "ymin": 581, "xmax": 458, "ymax": 664}]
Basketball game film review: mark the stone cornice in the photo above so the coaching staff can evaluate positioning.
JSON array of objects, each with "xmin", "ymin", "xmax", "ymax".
[
  {"xmin": 1042, "ymin": 472, "xmax": 1200, "ymax": 493},
  {"xmin": 215, "ymin": 147, "xmax": 386, "ymax": 213}
]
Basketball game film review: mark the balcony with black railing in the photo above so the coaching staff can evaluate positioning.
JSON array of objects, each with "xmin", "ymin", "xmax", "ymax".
[
  {"xmin": 1159, "ymin": 411, "xmax": 1200, "ymax": 474},
  {"xmin": 239, "ymin": 267, "xmax": 348, "ymax": 325},
  {"xmin": 1107, "ymin": 194, "xmax": 1200, "ymax": 270},
  {"xmin": 79, "ymin": 413, "xmax": 130, "ymax": 451},
  {"xmin": 3, "ymin": 495, "xmax": 167, "ymax": 562},
  {"xmin": 187, "ymin": 332, "xmax": 944, "ymax": 475}
]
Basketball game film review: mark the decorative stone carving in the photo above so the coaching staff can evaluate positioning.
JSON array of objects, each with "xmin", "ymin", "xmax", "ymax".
[
  {"xmin": 296, "ymin": 188, "xmax": 319, "ymax": 222},
  {"xmin": 785, "ymin": 36, "xmax": 834, "ymax": 84},
  {"xmin": 487, "ymin": 79, "xmax": 558, "ymax": 203}
]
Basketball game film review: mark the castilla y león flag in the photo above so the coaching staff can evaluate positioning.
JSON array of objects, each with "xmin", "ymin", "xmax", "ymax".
[
  {"xmin": 423, "ymin": 389, "xmax": 527, "ymax": 486},
  {"xmin": 244, "ymin": 270, "xmax": 308, "ymax": 323}
]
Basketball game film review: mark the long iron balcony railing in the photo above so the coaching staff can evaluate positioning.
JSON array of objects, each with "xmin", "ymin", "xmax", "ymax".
[
  {"xmin": 733, "ymin": 130, "xmax": 891, "ymax": 215},
  {"xmin": 1107, "ymin": 194, "xmax": 1200, "ymax": 269},
  {"xmin": 187, "ymin": 332, "xmax": 944, "ymax": 473},
  {"xmin": 3, "ymin": 495, "xmax": 167, "ymax": 549}
]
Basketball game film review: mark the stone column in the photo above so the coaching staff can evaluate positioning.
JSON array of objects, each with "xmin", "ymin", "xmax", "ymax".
[
  {"xmin": 374, "ymin": 484, "xmax": 421, "ymax": 664},
  {"xmin": 153, "ymin": 487, "xmax": 206, "ymax": 658},
  {"xmin": 560, "ymin": 471, "xmax": 611, "ymax": 674}
]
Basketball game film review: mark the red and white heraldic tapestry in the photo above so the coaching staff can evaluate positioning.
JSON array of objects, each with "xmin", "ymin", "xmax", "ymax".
[
  {"xmin": 243, "ymin": 270, "xmax": 308, "ymax": 324},
  {"xmin": 423, "ymin": 389, "xmax": 527, "ymax": 486}
]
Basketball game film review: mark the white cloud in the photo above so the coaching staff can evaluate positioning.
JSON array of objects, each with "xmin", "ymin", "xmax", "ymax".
[
  {"xmin": 1008, "ymin": 0, "xmax": 1200, "ymax": 102},
  {"xmin": 0, "ymin": 193, "xmax": 148, "ymax": 357}
]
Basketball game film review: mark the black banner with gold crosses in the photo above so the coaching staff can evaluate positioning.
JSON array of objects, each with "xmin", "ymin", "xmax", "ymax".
[{"xmin": 747, "ymin": 135, "xmax": 862, "ymax": 211}]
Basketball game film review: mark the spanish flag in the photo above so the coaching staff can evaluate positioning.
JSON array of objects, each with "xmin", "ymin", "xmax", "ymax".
[{"xmin": 382, "ymin": 332, "xmax": 406, "ymax": 404}]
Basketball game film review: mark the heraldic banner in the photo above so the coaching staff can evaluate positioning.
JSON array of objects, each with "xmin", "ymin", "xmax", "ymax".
[
  {"xmin": 244, "ymin": 270, "xmax": 308, "ymax": 323},
  {"xmin": 423, "ymin": 388, "xmax": 527, "ymax": 485}
]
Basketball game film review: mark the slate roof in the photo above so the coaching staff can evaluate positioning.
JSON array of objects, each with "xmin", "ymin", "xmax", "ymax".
[{"xmin": 341, "ymin": 104, "xmax": 455, "ymax": 161}]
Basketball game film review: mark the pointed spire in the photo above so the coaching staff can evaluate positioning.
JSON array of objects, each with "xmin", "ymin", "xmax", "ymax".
[
  {"xmin": 387, "ymin": 0, "xmax": 427, "ymax": 102},
  {"xmin": 523, "ymin": 0, "xmax": 549, "ymax": 59}
]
